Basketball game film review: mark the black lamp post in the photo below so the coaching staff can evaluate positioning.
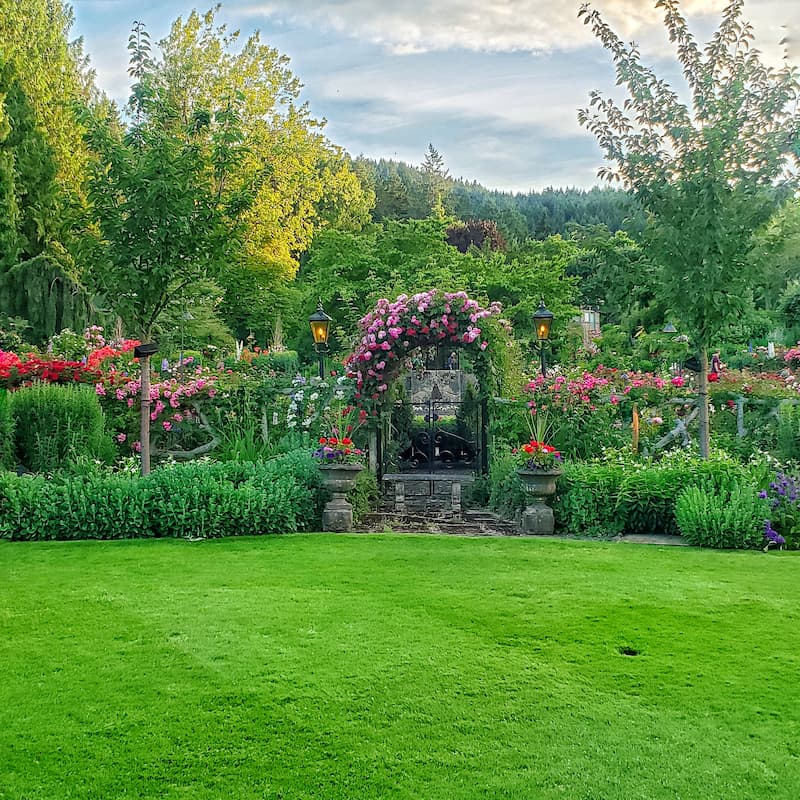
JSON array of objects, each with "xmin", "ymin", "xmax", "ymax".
[
  {"xmin": 532, "ymin": 298, "xmax": 554, "ymax": 377},
  {"xmin": 309, "ymin": 299, "xmax": 332, "ymax": 380}
]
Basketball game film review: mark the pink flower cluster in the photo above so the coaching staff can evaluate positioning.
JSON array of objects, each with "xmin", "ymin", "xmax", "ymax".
[
  {"xmin": 524, "ymin": 367, "xmax": 671, "ymax": 413},
  {"xmin": 345, "ymin": 290, "xmax": 500, "ymax": 409},
  {"xmin": 784, "ymin": 343, "xmax": 800, "ymax": 365},
  {"xmin": 102, "ymin": 372, "xmax": 218, "ymax": 444}
]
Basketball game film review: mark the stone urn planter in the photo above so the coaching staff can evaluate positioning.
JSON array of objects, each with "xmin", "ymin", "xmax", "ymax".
[
  {"xmin": 319, "ymin": 463, "xmax": 364, "ymax": 532},
  {"xmin": 516, "ymin": 468, "xmax": 562, "ymax": 535}
]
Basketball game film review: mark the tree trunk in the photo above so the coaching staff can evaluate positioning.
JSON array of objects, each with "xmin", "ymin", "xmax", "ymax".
[
  {"xmin": 140, "ymin": 353, "xmax": 152, "ymax": 476},
  {"xmin": 697, "ymin": 347, "xmax": 710, "ymax": 459}
]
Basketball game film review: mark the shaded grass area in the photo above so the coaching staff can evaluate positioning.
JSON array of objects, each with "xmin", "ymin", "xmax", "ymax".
[{"xmin": 1, "ymin": 535, "xmax": 799, "ymax": 799}]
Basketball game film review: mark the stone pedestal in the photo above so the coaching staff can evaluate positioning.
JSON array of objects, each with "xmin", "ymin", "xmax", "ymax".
[
  {"xmin": 517, "ymin": 469, "xmax": 562, "ymax": 536},
  {"xmin": 319, "ymin": 464, "xmax": 364, "ymax": 532}
]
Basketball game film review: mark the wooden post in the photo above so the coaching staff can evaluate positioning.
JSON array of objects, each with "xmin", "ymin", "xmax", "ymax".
[
  {"xmin": 140, "ymin": 354, "xmax": 152, "ymax": 476},
  {"xmin": 697, "ymin": 348, "xmax": 710, "ymax": 459}
]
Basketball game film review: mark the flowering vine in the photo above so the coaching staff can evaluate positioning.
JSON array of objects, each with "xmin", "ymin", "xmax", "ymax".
[{"xmin": 345, "ymin": 289, "xmax": 502, "ymax": 413}]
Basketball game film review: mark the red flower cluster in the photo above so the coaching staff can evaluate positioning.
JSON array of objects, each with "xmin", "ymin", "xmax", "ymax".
[
  {"xmin": 0, "ymin": 351, "xmax": 102, "ymax": 389},
  {"xmin": 513, "ymin": 439, "xmax": 563, "ymax": 471},
  {"xmin": 86, "ymin": 339, "xmax": 139, "ymax": 369},
  {"xmin": 319, "ymin": 436, "xmax": 354, "ymax": 448},
  {"xmin": 314, "ymin": 436, "xmax": 365, "ymax": 464}
]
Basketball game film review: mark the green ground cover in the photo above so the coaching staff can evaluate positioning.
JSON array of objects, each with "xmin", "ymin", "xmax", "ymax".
[{"xmin": 1, "ymin": 535, "xmax": 799, "ymax": 799}]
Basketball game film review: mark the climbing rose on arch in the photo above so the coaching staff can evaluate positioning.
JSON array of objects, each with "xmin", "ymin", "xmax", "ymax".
[{"xmin": 345, "ymin": 289, "xmax": 501, "ymax": 412}]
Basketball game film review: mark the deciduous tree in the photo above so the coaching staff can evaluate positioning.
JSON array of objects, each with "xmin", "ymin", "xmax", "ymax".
[{"xmin": 579, "ymin": 0, "xmax": 800, "ymax": 456}]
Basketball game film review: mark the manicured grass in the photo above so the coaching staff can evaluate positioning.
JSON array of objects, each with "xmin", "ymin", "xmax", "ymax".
[{"xmin": 1, "ymin": 535, "xmax": 799, "ymax": 799}]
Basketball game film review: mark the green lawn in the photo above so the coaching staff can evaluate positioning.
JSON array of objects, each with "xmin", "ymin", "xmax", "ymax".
[{"xmin": 1, "ymin": 535, "xmax": 799, "ymax": 799}]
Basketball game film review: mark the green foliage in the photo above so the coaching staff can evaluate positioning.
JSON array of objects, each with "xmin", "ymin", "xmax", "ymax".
[
  {"xmin": 615, "ymin": 458, "xmax": 747, "ymax": 536},
  {"xmin": 0, "ymin": 313, "xmax": 29, "ymax": 351},
  {"xmin": 0, "ymin": 0, "xmax": 91, "ymax": 201},
  {"xmin": 149, "ymin": 8, "xmax": 373, "ymax": 337},
  {"xmin": 0, "ymin": 390, "xmax": 14, "ymax": 469},
  {"xmin": 676, "ymin": 484, "xmax": 767, "ymax": 549},
  {"xmin": 303, "ymin": 219, "xmax": 578, "ymax": 373},
  {"xmin": 553, "ymin": 463, "xmax": 626, "ymax": 538},
  {"xmin": 552, "ymin": 452, "xmax": 761, "ymax": 539},
  {"xmin": 760, "ymin": 472, "xmax": 800, "ymax": 550},
  {"xmin": 0, "ymin": 454, "xmax": 326, "ymax": 540},
  {"xmin": 361, "ymin": 155, "xmax": 646, "ymax": 238},
  {"xmin": 0, "ymin": 470, "xmax": 144, "ymax": 540},
  {"xmin": 349, "ymin": 468, "xmax": 379, "ymax": 522},
  {"xmin": 776, "ymin": 403, "xmax": 800, "ymax": 462},
  {"xmin": 9, "ymin": 384, "xmax": 113, "ymax": 472},
  {"xmin": 567, "ymin": 225, "xmax": 656, "ymax": 331},
  {"xmin": 463, "ymin": 474, "xmax": 491, "ymax": 507},
  {"xmin": 83, "ymin": 99, "xmax": 246, "ymax": 339},
  {"xmin": 214, "ymin": 419, "xmax": 274, "ymax": 463},
  {"xmin": 580, "ymin": 1, "xmax": 800, "ymax": 457},
  {"xmin": 487, "ymin": 452, "xmax": 527, "ymax": 518},
  {"xmin": 48, "ymin": 328, "xmax": 88, "ymax": 361},
  {"xmin": 264, "ymin": 350, "xmax": 299, "ymax": 374},
  {"xmin": 0, "ymin": 255, "xmax": 93, "ymax": 345}
]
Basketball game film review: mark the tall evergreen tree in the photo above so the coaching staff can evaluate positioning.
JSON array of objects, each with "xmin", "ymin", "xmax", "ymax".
[{"xmin": 0, "ymin": 63, "xmax": 60, "ymax": 268}]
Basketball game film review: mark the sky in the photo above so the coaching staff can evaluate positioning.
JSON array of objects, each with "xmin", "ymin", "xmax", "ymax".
[{"xmin": 70, "ymin": 0, "xmax": 799, "ymax": 193}]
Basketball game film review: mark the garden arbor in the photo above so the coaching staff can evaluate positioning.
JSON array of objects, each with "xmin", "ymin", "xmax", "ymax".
[{"xmin": 344, "ymin": 290, "xmax": 505, "ymax": 484}]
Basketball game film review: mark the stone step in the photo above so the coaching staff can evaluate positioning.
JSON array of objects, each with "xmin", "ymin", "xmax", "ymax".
[
  {"xmin": 356, "ymin": 512, "xmax": 503, "ymax": 536},
  {"xmin": 356, "ymin": 508, "xmax": 521, "ymax": 537}
]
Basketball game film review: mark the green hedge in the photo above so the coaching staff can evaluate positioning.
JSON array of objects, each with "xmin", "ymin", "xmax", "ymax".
[
  {"xmin": 552, "ymin": 455, "xmax": 763, "ymax": 540},
  {"xmin": 485, "ymin": 451, "xmax": 765, "ymax": 542},
  {"xmin": 0, "ymin": 453, "xmax": 325, "ymax": 540},
  {"xmin": 0, "ymin": 390, "xmax": 14, "ymax": 470},
  {"xmin": 9, "ymin": 383, "xmax": 114, "ymax": 472}
]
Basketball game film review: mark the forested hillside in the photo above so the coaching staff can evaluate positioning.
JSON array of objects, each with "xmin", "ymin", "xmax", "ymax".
[{"xmin": 356, "ymin": 152, "xmax": 646, "ymax": 240}]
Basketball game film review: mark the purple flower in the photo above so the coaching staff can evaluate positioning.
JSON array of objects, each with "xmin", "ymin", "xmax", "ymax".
[{"xmin": 764, "ymin": 520, "xmax": 786, "ymax": 546}]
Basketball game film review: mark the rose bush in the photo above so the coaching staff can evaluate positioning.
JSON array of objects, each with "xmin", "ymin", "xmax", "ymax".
[{"xmin": 345, "ymin": 290, "xmax": 501, "ymax": 413}]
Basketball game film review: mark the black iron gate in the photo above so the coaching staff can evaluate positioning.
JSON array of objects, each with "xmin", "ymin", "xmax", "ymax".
[{"xmin": 378, "ymin": 397, "xmax": 487, "ymax": 476}]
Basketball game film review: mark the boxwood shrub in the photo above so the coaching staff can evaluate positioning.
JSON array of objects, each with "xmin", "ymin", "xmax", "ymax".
[
  {"xmin": 9, "ymin": 383, "xmax": 114, "ymax": 472},
  {"xmin": 0, "ymin": 453, "xmax": 326, "ymax": 541}
]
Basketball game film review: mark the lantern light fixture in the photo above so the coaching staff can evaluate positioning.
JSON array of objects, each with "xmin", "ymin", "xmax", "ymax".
[{"xmin": 532, "ymin": 298, "xmax": 554, "ymax": 342}]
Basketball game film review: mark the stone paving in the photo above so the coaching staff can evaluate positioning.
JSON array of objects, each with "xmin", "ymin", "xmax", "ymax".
[{"xmin": 356, "ymin": 510, "xmax": 689, "ymax": 544}]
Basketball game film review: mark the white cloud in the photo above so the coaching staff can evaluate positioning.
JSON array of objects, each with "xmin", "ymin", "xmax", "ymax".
[{"xmin": 238, "ymin": 0, "xmax": 792, "ymax": 60}]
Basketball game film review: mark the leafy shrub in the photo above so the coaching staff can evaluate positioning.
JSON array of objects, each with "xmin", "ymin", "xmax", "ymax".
[
  {"xmin": 675, "ymin": 484, "xmax": 768, "ymax": 549},
  {"xmin": 463, "ymin": 475, "xmax": 491, "ymax": 508},
  {"xmin": 551, "ymin": 451, "xmax": 761, "ymax": 538},
  {"xmin": 0, "ymin": 453, "xmax": 328, "ymax": 540},
  {"xmin": 47, "ymin": 328, "xmax": 87, "ymax": 361},
  {"xmin": 214, "ymin": 419, "xmax": 274, "ymax": 462},
  {"xmin": 264, "ymin": 350, "xmax": 299, "ymax": 374},
  {"xmin": 0, "ymin": 471, "xmax": 145, "ymax": 540},
  {"xmin": 349, "ymin": 468, "xmax": 379, "ymax": 522},
  {"xmin": 487, "ymin": 452, "xmax": 527, "ymax": 518},
  {"xmin": 615, "ymin": 453, "xmax": 758, "ymax": 536},
  {"xmin": 0, "ymin": 390, "xmax": 14, "ymax": 469},
  {"xmin": 776, "ymin": 403, "xmax": 800, "ymax": 462},
  {"xmin": 9, "ymin": 384, "xmax": 114, "ymax": 472},
  {"xmin": 553, "ymin": 463, "xmax": 626, "ymax": 538}
]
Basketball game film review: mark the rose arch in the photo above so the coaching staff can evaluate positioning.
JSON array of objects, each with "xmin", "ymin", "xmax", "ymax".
[{"xmin": 344, "ymin": 289, "xmax": 505, "ymax": 418}]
